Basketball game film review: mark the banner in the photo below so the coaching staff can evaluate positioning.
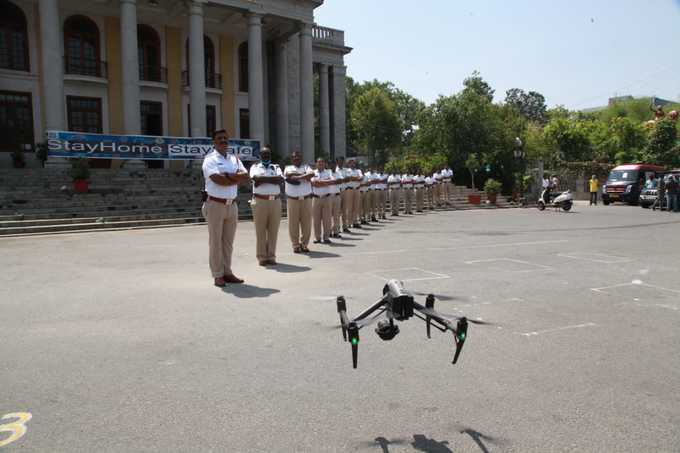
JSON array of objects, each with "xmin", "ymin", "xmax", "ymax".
[{"xmin": 46, "ymin": 131, "xmax": 261, "ymax": 161}]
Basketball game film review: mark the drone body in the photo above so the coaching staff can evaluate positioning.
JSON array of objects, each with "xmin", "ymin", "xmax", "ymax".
[{"xmin": 336, "ymin": 280, "xmax": 471, "ymax": 369}]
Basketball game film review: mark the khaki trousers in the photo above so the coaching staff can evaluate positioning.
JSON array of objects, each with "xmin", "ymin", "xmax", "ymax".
[
  {"xmin": 433, "ymin": 184, "xmax": 441, "ymax": 207},
  {"xmin": 202, "ymin": 200, "xmax": 238, "ymax": 278},
  {"xmin": 352, "ymin": 188, "xmax": 361, "ymax": 225},
  {"xmin": 404, "ymin": 187, "xmax": 414, "ymax": 213},
  {"xmin": 377, "ymin": 190, "xmax": 386, "ymax": 217},
  {"xmin": 426, "ymin": 186, "xmax": 435, "ymax": 209},
  {"xmin": 443, "ymin": 181, "xmax": 451, "ymax": 203},
  {"xmin": 368, "ymin": 191, "xmax": 377, "ymax": 218},
  {"xmin": 331, "ymin": 194, "xmax": 342, "ymax": 234},
  {"xmin": 390, "ymin": 188, "xmax": 401, "ymax": 215},
  {"xmin": 341, "ymin": 189, "xmax": 353, "ymax": 229},
  {"xmin": 361, "ymin": 191, "xmax": 370, "ymax": 220},
  {"xmin": 313, "ymin": 195, "xmax": 332, "ymax": 241},
  {"xmin": 416, "ymin": 187, "xmax": 424, "ymax": 211},
  {"xmin": 287, "ymin": 197, "xmax": 312, "ymax": 248},
  {"xmin": 252, "ymin": 198, "xmax": 281, "ymax": 262}
]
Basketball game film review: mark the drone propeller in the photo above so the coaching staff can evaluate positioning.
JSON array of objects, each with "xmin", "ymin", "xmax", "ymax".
[
  {"xmin": 418, "ymin": 307, "xmax": 495, "ymax": 326},
  {"xmin": 412, "ymin": 291, "xmax": 463, "ymax": 302}
]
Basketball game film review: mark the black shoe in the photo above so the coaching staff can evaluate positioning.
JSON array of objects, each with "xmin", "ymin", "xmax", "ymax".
[
  {"xmin": 323, "ymin": 239, "xmax": 332, "ymax": 244},
  {"xmin": 343, "ymin": 227, "xmax": 351, "ymax": 233},
  {"xmin": 313, "ymin": 239, "xmax": 322, "ymax": 244},
  {"xmin": 361, "ymin": 220, "xmax": 368, "ymax": 225},
  {"xmin": 354, "ymin": 224, "xmax": 362, "ymax": 229},
  {"xmin": 371, "ymin": 216, "xmax": 377, "ymax": 222}
]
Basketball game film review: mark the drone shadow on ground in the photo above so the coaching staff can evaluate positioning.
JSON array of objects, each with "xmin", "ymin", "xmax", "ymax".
[
  {"xmin": 363, "ymin": 430, "xmax": 498, "ymax": 453},
  {"xmin": 220, "ymin": 284, "xmax": 280, "ymax": 298}
]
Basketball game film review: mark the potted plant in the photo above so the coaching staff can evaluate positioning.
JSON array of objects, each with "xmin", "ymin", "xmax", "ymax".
[
  {"xmin": 70, "ymin": 159, "xmax": 90, "ymax": 193},
  {"xmin": 465, "ymin": 153, "xmax": 482, "ymax": 204},
  {"xmin": 484, "ymin": 178, "xmax": 502, "ymax": 204},
  {"xmin": 11, "ymin": 149, "xmax": 26, "ymax": 168}
]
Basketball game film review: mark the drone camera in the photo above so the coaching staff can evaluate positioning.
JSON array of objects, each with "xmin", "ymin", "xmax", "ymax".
[{"xmin": 375, "ymin": 319, "xmax": 400, "ymax": 341}]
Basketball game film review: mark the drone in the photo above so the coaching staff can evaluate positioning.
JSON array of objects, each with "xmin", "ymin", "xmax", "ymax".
[{"xmin": 336, "ymin": 279, "xmax": 489, "ymax": 369}]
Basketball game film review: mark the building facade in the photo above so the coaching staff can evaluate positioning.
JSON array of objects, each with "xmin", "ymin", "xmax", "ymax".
[{"xmin": 0, "ymin": 0, "xmax": 351, "ymax": 167}]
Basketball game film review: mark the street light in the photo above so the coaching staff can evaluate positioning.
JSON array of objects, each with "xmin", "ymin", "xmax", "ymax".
[{"xmin": 513, "ymin": 137, "xmax": 524, "ymax": 159}]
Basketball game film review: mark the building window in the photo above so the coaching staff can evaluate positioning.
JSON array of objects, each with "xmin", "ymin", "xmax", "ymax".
[
  {"xmin": 188, "ymin": 104, "xmax": 217, "ymax": 137},
  {"xmin": 140, "ymin": 101, "xmax": 163, "ymax": 136},
  {"xmin": 67, "ymin": 96, "xmax": 102, "ymax": 133},
  {"xmin": 0, "ymin": 90, "xmax": 33, "ymax": 151},
  {"xmin": 239, "ymin": 108, "xmax": 249, "ymax": 139},
  {"xmin": 184, "ymin": 36, "xmax": 221, "ymax": 89},
  {"xmin": 238, "ymin": 42, "xmax": 248, "ymax": 92},
  {"xmin": 64, "ymin": 15, "xmax": 103, "ymax": 77},
  {"xmin": 138, "ymin": 25, "xmax": 163, "ymax": 82},
  {"xmin": 0, "ymin": 1, "xmax": 29, "ymax": 71}
]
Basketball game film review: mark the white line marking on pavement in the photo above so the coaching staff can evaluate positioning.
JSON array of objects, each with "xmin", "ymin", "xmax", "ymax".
[
  {"xmin": 464, "ymin": 258, "xmax": 553, "ymax": 273},
  {"xmin": 518, "ymin": 323, "xmax": 597, "ymax": 337},
  {"xmin": 437, "ymin": 239, "xmax": 568, "ymax": 251},
  {"xmin": 557, "ymin": 251, "xmax": 633, "ymax": 264},
  {"xmin": 592, "ymin": 280, "xmax": 680, "ymax": 295},
  {"xmin": 368, "ymin": 267, "xmax": 451, "ymax": 282}
]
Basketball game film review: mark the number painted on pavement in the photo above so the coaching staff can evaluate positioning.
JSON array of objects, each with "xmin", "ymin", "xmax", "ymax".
[{"xmin": 0, "ymin": 412, "xmax": 32, "ymax": 447}]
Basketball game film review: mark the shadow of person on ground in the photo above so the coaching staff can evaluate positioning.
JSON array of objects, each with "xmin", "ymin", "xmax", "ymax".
[
  {"xmin": 411, "ymin": 434, "xmax": 453, "ymax": 453},
  {"xmin": 221, "ymin": 284, "xmax": 280, "ymax": 298},
  {"xmin": 326, "ymin": 242, "xmax": 355, "ymax": 248},
  {"xmin": 269, "ymin": 263, "xmax": 311, "ymax": 273},
  {"xmin": 304, "ymin": 250, "xmax": 341, "ymax": 259}
]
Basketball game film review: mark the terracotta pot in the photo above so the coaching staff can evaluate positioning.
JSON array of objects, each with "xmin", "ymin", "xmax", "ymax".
[
  {"xmin": 467, "ymin": 194, "xmax": 481, "ymax": 205},
  {"xmin": 487, "ymin": 193, "xmax": 498, "ymax": 204},
  {"xmin": 73, "ymin": 179, "xmax": 89, "ymax": 193}
]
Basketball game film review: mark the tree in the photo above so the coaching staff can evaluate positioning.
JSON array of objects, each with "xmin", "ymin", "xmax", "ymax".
[
  {"xmin": 463, "ymin": 70, "xmax": 494, "ymax": 102},
  {"xmin": 505, "ymin": 88, "xmax": 548, "ymax": 124},
  {"xmin": 643, "ymin": 118, "xmax": 678, "ymax": 166},
  {"xmin": 350, "ymin": 87, "xmax": 401, "ymax": 165},
  {"xmin": 465, "ymin": 153, "xmax": 481, "ymax": 190}
]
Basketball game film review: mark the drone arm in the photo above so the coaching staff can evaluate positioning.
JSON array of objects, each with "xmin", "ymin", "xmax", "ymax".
[
  {"xmin": 413, "ymin": 302, "xmax": 468, "ymax": 365},
  {"xmin": 352, "ymin": 297, "xmax": 388, "ymax": 324},
  {"xmin": 412, "ymin": 311, "xmax": 448, "ymax": 333}
]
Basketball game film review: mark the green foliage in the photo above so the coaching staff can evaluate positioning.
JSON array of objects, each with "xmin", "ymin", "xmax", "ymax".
[
  {"xmin": 350, "ymin": 87, "xmax": 401, "ymax": 166},
  {"xmin": 70, "ymin": 159, "xmax": 90, "ymax": 181},
  {"xmin": 643, "ymin": 118, "xmax": 679, "ymax": 167},
  {"xmin": 483, "ymin": 178, "xmax": 502, "ymax": 195},
  {"xmin": 505, "ymin": 88, "xmax": 548, "ymax": 124}
]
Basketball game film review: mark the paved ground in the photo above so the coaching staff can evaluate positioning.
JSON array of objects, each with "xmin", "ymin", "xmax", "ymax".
[{"xmin": 1, "ymin": 202, "xmax": 679, "ymax": 452}]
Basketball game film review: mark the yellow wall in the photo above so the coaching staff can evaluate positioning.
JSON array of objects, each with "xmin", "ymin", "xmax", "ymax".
[
  {"xmin": 219, "ymin": 35, "xmax": 235, "ymax": 136},
  {"xmin": 166, "ymin": 27, "xmax": 184, "ymax": 170}
]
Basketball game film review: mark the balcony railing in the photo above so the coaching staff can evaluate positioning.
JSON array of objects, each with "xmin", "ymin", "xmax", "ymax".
[
  {"xmin": 64, "ymin": 56, "xmax": 107, "ymax": 78},
  {"xmin": 312, "ymin": 25, "xmax": 345, "ymax": 47},
  {"xmin": 139, "ymin": 65, "xmax": 168, "ymax": 83},
  {"xmin": 182, "ymin": 70, "xmax": 222, "ymax": 90}
]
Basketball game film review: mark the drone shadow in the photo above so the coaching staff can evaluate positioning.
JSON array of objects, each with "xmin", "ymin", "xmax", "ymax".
[
  {"xmin": 361, "ymin": 434, "xmax": 453, "ymax": 453},
  {"xmin": 220, "ymin": 284, "xmax": 280, "ymax": 298},
  {"xmin": 269, "ymin": 263, "xmax": 311, "ymax": 273}
]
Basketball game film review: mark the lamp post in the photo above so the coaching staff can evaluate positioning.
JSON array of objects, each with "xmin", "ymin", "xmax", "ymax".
[{"xmin": 513, "ymin": 137, "xmax": 526, "ymax": 203}]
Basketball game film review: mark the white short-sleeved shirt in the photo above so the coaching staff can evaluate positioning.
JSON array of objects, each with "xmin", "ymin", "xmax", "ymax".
[
  {"xmin": 425, "ymin": 176, "xmax": 433, "ymax": 186},
  {"xmin": 375, "ymin": 173, "xmax": 386, "ymax": 190},
  {"xmin": 542, "ymin": 178, "xmax": 551, "ymax": 189},
  {"xmin": 369, "ymin": 172, "xmax": 381, "ymax": 190},
  {"xmin": 284, "ymin": 164, "xmax": 313, "ymax": 197},
  {"xmin": 249, "ymin": 162, "xmax": 283, "ymax": 196},
  {"xmin": 330, "ymin": 169, "xmax": 342, "ymax": 194},
  {"xmin": 442, "ymin": 169, "xmax": 453, "ymax": 182},
  {"xmin": 347, "ymin": 168, "xmax": 362, "ymax": 189},
  {"xmin": 414, "ymin": 175, "xmax": 425, "ymax": 187},
  {"xmin": 334, "ymin": 166, "xmax": 348, "ymax": 191},
  {"xmin": 359, "ymin": 174, "xmax": 370, "ymax": 192},
  {"xmin": 401, "ymin": 174, "xmax": 414, "ymax": 187},
  {"xmin": 388, "ymin": 174, "xmax": 401, "ymax": 187},
  {"xmin": 433, "ymin": 172, "xmax": 443, "ymax": 183},
  {"xmin": 312, "ymin": 169, "xmax": 334, "ymax": 196},
  {"xmin": 202, "ymin": 149, "xmax": 246, "ymax": 199}
]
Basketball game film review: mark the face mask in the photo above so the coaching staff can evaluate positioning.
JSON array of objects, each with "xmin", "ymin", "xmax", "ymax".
[{"xmin": 262, "ymin": 159, "xmax": 271, "ymax": 166}]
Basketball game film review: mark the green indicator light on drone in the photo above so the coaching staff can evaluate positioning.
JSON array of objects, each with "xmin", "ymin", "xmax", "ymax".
[
  {"xmin": 351, "ymin": 338, "xmax": 359, "ymax": 345},
  {"xmin": 458, "ymin": 332, "xmax": 466, "ymax": 341}
]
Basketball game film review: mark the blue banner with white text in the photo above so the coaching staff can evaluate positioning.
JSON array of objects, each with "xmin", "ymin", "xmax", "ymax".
[{"xmin": 46, "ymin": 131, "xmax": 260, "ymax": 161}]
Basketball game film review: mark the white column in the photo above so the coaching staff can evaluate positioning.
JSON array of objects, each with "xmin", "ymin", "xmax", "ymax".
[
  {"xmin": 39, "ymin": 0, "xmax": 64, "ymax": 132},
  {"xmin": 120, "ymin": 0, "xmax": 141, "ymax": 134},
  {"xmin": 299, "ymin": 23, "xmax": 314, "ymax": 163},
  {"xmin": 189, "ymin": 0, "xmax": 206, "ymax": 137},
  {"xmin": 332, "ymin": 65, "xmax": 347, "ymax": 158},
  {"xmin": 247, "ymin": 13, "xmax": 265, "ymax": 143},
  {"xmin": 319, "ymin": 64, "xmax": 330, "ymax": 156},
  {"xmin": 275, "ymin": 39, "xmax": 289, "ymax": 156}
]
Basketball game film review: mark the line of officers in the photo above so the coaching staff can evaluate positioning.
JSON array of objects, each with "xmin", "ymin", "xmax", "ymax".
[
  {"xmin": 200, "ymin": 130, "xmax": 454, "ymax": 287},
  {"xmin": 249, "ymin": 148, "xmax": 455, "ymax": 264}
]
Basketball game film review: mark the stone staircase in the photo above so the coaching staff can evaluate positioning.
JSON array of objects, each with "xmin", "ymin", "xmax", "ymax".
[{"xmin": 0, "ymin": 168, "xmax": 513, "ymax": 237}]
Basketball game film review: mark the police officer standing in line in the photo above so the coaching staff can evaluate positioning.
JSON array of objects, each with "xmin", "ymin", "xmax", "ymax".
[
  {"xmin": 442, "ymin": 166, "xmax": 453, "ymax": 205},
  {"xmin": 432, "ymin": 169, "xmax": 443, "ymax": 208},
  {"xmin": 330, "ymin": 160, "xmax": 344, "ymax": 238},
  {"xmin": 335, "ymin": 157, "xmax": 352, "ymax": 233},
  {"xmin": 347, "ymin": 159, "xmax": 363, "ymax": 228},
  {"xmin": 388, "ymin": 171, "xmax": 402, "ymax": 216},
  {"xmin": 368, "ymin": 167, "xmax": 380, "ymax": 222},
  {"xmin": 425, "ymin": 173, "xmax": 435, "ymax": 209},
  {"xmin": 312, "ymin": 157, "xmax": 334, "ymax": 244},
  {"xmin": 401, "ymin": 172, "xmax": 415, "ymax": 214},
  {"xmin": 414, "ymin": 172, "xmax": 425, "ymax": 212},
  {"xmin": 249, "ymin": 146, "xmax": 284, "ymax": 266},
  {"xmin": 201, "ymin": 129, "xmax": 249, "ymax": 287},
  {"xmin": 377, "ymin": 168, "xmax": 388, "ymax": 220},
  {"xmin": 284, "ymin": 151, "xmax": 314, "ymax": 253},
  {"xmin": 359, "ymin": 168, "xmax": 370, "ymax": 224}
]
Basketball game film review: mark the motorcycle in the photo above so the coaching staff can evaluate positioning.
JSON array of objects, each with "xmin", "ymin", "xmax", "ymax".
[{"xmin": 538, "ymin": 188, "xmax": 573, "ymax": 211}]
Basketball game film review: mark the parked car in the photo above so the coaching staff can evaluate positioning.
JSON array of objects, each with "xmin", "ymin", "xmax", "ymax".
[{"xmin": 602, "ymin": 164, "xmax": 665, "ymax": 205}]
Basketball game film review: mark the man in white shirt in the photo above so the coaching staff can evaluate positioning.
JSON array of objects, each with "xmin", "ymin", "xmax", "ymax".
[
  {"xmin": 388, "ymin": 173, "xmax": 402, "ymax": 216},
  {"xmin": 368, "ymin": 168, "xmax": 381, "ymax": 222},
  {"xmin": 414, "ymin": 173, "xmax": 426, "ymax": 212},
  {"xmin": 311, "ymin": 158, "xmax": 334, "ymax": 243},
  {"xmin": 442, "ymin": 166, "xmax": 453, "ymax": 205},
  {"xmin": 432, "ymin": 170, "xmax": 443, "ymax": 208},
  {"xmin": 425, "ymin": 175, "xmax": 435, "ymax": 209},
  {"xmin": 330, "ymin": 161, "xmax": 344, "ymax": 238},
  {"xmin": 335, "ymin": 157, "xmax": 352, "ymax": 233},
  {"xmin": 201, "ymin": 129, "xmax": 249, "ymax": 287},
  {"xmin": 284, "ymin": 151, "xmax": 314, "ymax": 253},
  {"xmin": 347, "ymin": 159, "xmax": 363, "ymax": 228},
  {"xmin": 375, "ymin": 169, "xmax": 388, "ymax": 220},
  {"xmin": 249, "ymin": 146, "xmax": 284, "ymax": 266},
  {"xmin": 401, "ymin": 173, "xmax": 415, "ymax": 214}
]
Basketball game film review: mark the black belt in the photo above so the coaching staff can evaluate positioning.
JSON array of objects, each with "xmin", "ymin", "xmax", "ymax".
[
  {"xmin": 208, "ymin": 196, "xmax": 235, "ymax": 204},
  {"xmin": 312, "ymin": 193, "xmax": 332, "ymax": 198},
  {"xmin": 287, "ymin": 194, "xmax": 312, "ymax": 200},
  {"xmin": 254, "ymin": 194, "xmax": 280, "ymax": 200}
]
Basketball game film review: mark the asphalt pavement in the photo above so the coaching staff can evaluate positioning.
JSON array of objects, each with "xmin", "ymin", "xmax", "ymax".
[{"xmin": 1, "ymin": 202, "xmax": 679, "ymax": 452}]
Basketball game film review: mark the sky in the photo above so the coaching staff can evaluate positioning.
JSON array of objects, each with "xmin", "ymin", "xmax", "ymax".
[{"xmin": 314, "ymin": 0, "xmax": 680, "ymax": 110}]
